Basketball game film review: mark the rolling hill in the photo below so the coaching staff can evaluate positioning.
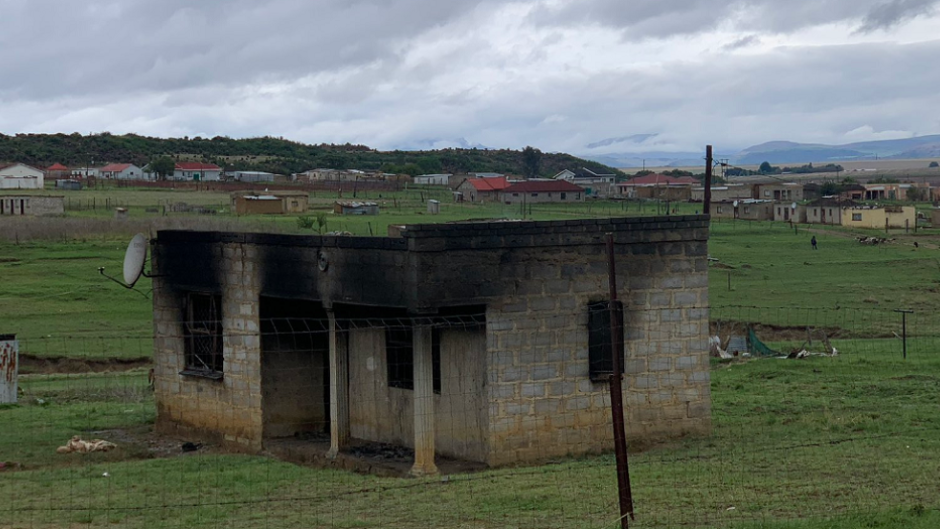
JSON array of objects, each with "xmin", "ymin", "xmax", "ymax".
[
  {"xmin": 0, "ymin": 133, "xmax": 623, "ymax": 177},
  {"xmin": 735, "ymin": 135, "xmax": 940, "ymax": 164}
]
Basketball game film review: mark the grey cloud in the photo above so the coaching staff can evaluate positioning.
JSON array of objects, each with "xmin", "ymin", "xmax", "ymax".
[
  {"xmin": 1, "ymin": 0, "xmax": 939, "ymax": 156},
  {"xmin": 0, "ymin": 0, "xmax": 492, "ymax": 101},
  {"xmin": 527, "ymin": 0, "xmax": 934, "ymax": 38},
  {"xmin": 856, "ymin": 0, "xmax": 939, "ymax": 32},
  {"xmin": 13, "ymin": 39, "xmax": 940, "ymax": 152},
  {"xmin": 722, "ymin": 35, "xmax": 761, "ymax": 50}
]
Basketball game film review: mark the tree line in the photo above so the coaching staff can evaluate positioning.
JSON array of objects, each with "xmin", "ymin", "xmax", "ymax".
[{"xmin": 0, "ymin": 133, "xmax": 622, "ymax": 178}]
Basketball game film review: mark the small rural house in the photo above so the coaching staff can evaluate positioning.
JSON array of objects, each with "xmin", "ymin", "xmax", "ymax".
[
  {"xmin": 295, "ymin": 169, "xmax": 368, "ymax": 182},
  {"xmin": 804, "ymin": 199, "xmax": 848, "ymax": 225},
  {"xmin": 842, "ymin": 205, "xmax": 916, "ymax": 230},
  {"xmin": 618, "ymin": 174, "xmax": 698, "ymax": 201},
  {"xmin": 70, "ymin": 166, "xmax": 101, "ymax": 178},
  {"xmin": 46, "ymin": 163, "xmax": 70, "ymax": 179},
  {"xmin": 754, "ymin": 183, "xmax": 803, "ymax": 202},
  {"xmin": 554, "ymin": 168, "xmax": 618, "ymax": 197},
  {"xmin": 413, "ymin": 173, "xmax": 452, "ymax": 186},
  {"xmin": 773, "ymin": 203, "xmax": 806, "ymax": 223},
  {"xmin": 0, "ymin": 195, "xmax": 65, "ymax": 216},
  {"xmin": 500, "ymin": 180, "xmax": 584, "ymax": 204},
  {"xmin": 150, "ymin": 216, "xmax": 711, "ymax": 472},
  {"xmin": 456, "ymin": 176, "xmax": 510, "ymax": 202},
  {"xmin": 334, "ymin": 201, "xmax": 379, "ymax": 215},
  {"xmin": 233, "ymin": 171, "xmax": 275, "ymax": 183},
  {"xmin": 231, "ymin": 191, "xmax": 309, "ymax": 215},
  {"xmin": 174, "ymin": 162, "xmax": 222, "ymax": 181},
  {"xmin": 100, "ymin": 163, "xmax": 145, "ymax": 180},
  {"xmin": 0, "ymin": 163, "xmax": 44, "ymax": 190},
  {"xmin": 691, "ymin": 184, "xmax": 752, "ymax": 202},
  {"xmin": 842, "ymin": 183, "xmax": 930, "ymax": 202},
  {"xmin": 711, "ymin": 199, "xmax": 773, "ymax": 221}
]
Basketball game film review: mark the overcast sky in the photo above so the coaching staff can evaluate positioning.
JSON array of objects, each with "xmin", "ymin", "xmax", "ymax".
[{"xmin": 1, "ymin": 0, "xmax": 938, "ymax": 155}]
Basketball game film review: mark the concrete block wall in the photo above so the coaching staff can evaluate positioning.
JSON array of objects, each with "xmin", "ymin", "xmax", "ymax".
[
  {"xmin": 153, "ymin": 241, "xmax": 264, "ymax": 451},
  {"xmin": 0, "ymin": 195, "xmax": 64, "ymax": 216},
  {"xmin": 480, "ymin": 221, "xmax": 710, "ymax": 466},
  {"xmin": 152, "ymin": 215, "xmax": 711, "ymax": 464}
]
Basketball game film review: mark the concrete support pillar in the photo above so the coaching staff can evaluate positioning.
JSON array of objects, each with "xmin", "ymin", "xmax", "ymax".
[
  {"xmin": 410, "ymin": 325, "xmax": 438, "ymax": 476},
  {"xmin": 327, "ymin": 311, "xmax": 349, "ymax": 458}
]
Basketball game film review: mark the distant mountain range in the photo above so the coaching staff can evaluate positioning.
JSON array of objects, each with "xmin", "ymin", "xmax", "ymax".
[{"xmin": 581, "ymin": 134, "xmax": 940, "ymax": 168}]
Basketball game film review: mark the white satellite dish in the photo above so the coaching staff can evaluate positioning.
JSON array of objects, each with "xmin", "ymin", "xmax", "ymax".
[
  {"xmin": 791, "ymin": 202, "xmax": 797, "ymax": 210},
  {"xmin": 123, "ymin": 234, "xmax": 148, "ymax": 287},
  {"xmin": 732, "ymin": 200, "xmax": 739, "ymax": 207}
]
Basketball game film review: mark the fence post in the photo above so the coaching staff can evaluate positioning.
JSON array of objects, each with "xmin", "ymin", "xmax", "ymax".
[{"xmin": 895, "ymin": 309, "xmax": 913, "ymax": 359}]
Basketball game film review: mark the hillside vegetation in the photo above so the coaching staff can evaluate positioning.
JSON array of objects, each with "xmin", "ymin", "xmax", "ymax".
[{"xmin": 0, "ymin": 133, "xmax": 623, "ymax": 177}]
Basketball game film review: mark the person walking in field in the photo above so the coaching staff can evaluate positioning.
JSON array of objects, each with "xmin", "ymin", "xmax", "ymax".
[{"xmin": 811, "ymin": 235, "xmax": 818, "ymax": 250}]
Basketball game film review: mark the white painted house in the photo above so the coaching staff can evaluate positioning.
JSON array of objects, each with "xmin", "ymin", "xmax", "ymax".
[
  {"xmin": 100, "ymin": 163, "xmax": 146, "ymax": 180},
  {"xmin": 173, "ymin": 162, "xmax": 222, "ymax": 181},
  {"xmin": 413, "ymin": 173, "xmax": 452, "ymax": 186},
  {"xmin": 553, "ymin": 167, "xmax": 617, "ymax": 197},
  {"xmin": 0, "ymin": 163, "xmax": 44, "ymax": 190}
]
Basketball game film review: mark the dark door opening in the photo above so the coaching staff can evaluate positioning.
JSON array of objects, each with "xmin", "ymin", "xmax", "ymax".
[{"xmin": 260, "ymin": 297, "xmax": 330, "ymax": 439}]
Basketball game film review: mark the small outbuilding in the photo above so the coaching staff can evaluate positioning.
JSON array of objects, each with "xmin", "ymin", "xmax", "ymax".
[
  {"xmin": 55, "ymin": 179, "xmax": 83, "ymax": 191},
  {"xmin": 334, "ymin": 201, "xmax": 379, "ymax": 215},
  {"xmin": 150, "ymin": 216, "xmax": 712, "ymax": 472},
  {"xmin": 232, "ymin": 191, "xmax": 309, "ymax": 215},
  {"xmin": 0, "ymin": 195, "xmax": 65, "ymax": 216}
]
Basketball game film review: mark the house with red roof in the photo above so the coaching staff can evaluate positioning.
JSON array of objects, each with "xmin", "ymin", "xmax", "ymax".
[
  {"xmin": 100, "ymin": 163, "xmax": 145, "ymax": 180},
  {"xmin": 617, "ymin": 173, "xmax": 699, "ymax": 200},
  {"xmin": 46, "ymin": 163, "xmax": 70, "ymax": 180},
  {"xmin": 500, "ymin": 179, "xmax": 584, "ymax": 204},
  {"xmin": 456, "ymin": 176, "xmax": 511, "ymax": 202},
  {"xmin": 173, "ymin": 162, "xmax": 222, "ymax": 181}
]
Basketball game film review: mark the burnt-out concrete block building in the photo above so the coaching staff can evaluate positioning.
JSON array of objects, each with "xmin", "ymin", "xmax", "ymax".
[{"xmin": 151, "ymin": 216, "xmax": 711, "ymax": 473}]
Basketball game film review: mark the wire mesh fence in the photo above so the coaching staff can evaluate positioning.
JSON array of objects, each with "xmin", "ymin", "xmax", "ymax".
[{"xmin": 2, "ymin": 305, "xmax": 939, "ymax": 528}]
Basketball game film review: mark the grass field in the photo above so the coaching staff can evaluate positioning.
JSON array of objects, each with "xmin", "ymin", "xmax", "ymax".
[
  {"xmin": 4, "ymin": 185, "xmax": 940, "ymax": 527},
  {"xmin": 4, "ymin": 202, "xmax": 940, "ymax": 357},
  {"xmin": 2, "ymin": 348, "xmax": 938, "ymax": 528}
]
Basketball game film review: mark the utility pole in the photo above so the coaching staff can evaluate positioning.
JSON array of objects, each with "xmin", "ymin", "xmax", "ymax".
[
  {"xmin": 605, "ymin": 234, "xmax": 634, "ymax": 528},
  {"xmin": 704, "ymin": 145, "xmax": 713, "ymax": 216}
]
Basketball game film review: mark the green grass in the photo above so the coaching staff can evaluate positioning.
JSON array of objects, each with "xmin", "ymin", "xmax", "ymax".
[
  {"xmin": 708, "ymin": 220, "xmax": 940, "ymax": 331},
  {"xmin": 2, "ymin": 350, "xmax": 939, "ymax": 528},
  {"xmin": 6, "ymin": 203, "xmax": 940, "ymax": 358},
  {"xmin": 4, "ymin": 191, "xmax": 940, "ymax": 526},
  {"xmin": 0, "ymin": 239, "xmax": 153, "ymax": 357}
]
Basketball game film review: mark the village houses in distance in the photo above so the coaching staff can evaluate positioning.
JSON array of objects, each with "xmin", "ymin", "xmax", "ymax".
[{"xmin": 1, "ymin": 158, "xmax": 935, "ymax": 229}]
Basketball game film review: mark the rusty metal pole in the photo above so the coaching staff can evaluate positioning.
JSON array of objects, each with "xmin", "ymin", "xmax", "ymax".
[
  {"xmin": 606, "ymin": 233, "xmax": 634, "ymax": 527},
  {"xmin": 703, "ymin": 145, "xmax": 713, "ymax": 216}
]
